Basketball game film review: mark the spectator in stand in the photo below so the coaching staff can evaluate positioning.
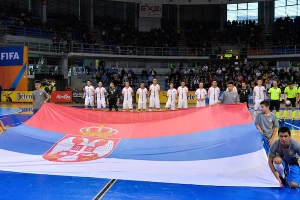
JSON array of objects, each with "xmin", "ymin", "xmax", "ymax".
[
  {"xmin": 142, "ymin": 69, "xmax": 148, "ymax": 79},
  {"xmin": 102, "ymin": 73, "xmax": 108, "ymax": 83},
  {"xmin": 149, "ymin": 69, "xmax": 157, "ymax": 77}
]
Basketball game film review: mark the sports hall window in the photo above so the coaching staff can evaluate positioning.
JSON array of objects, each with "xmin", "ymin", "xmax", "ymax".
[
  {"xmin": 275, "ymin": 0, "xmax": 300, "ymax": 19},
  {"xmin": 227, "ymin": 2, "xmax": 258, "ymax": 22}
]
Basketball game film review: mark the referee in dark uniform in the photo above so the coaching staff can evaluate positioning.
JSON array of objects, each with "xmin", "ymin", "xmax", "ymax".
[
  {"xmin": 107, "ymin": 82, "xmax": 119, "ymax": 111},
  {"xmin": 238, "ymin": 82, "xmax": 250, "ymax": 108}
]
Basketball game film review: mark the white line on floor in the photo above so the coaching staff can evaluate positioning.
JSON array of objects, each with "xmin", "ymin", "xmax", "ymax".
[{"xmin": 284, "ymin": 122, "xmax": 300, "ymax": 130}]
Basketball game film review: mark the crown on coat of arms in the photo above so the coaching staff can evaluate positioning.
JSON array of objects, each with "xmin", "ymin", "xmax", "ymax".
[{"xmin": 79, "ymin": 125, "xmax": 118, "ymax": 137}]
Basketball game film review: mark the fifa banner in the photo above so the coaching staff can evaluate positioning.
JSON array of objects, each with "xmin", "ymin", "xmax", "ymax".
[
  {"xmin": 51, "ymin": 91, "xmax": 72, "ymax": 103},
  {"xmin": 1, "ymin": 91, "xmax": 33, "ymax": 103},
  {"xmin": 0, "ymin": 46, "xmax": 28, "ymax": 91},
  {"xmin": 139, "ymin": 3, "xmax": 162, "ymax": 18},
  {"xmin": 0, "ymin": 103, "xmax": 279, "ymax": 187}
]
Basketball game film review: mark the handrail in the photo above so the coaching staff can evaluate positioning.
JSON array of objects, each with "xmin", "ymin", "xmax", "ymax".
[
  {"xmin": 28, "ymin": 64, "xmax": 62, "ymax": 75},
  {"xmin": 3, "ymin": 39, "xmax": 300, "ymax": 57},
  {"xmin": 0, "ymin": 23, "xmax": 67, "ymax": 39}
]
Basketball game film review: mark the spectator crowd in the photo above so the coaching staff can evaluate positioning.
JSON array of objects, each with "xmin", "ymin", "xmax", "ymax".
[
  {"xmin": 164, "ymin": 62, "xmax": 300, "ymax": 93},
  {"xmin": 272, "ymin": 16, "xmax": 300, "ymax": 47}
]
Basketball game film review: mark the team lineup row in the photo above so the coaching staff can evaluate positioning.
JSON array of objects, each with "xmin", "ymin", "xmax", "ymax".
[{"xmin": 82, "ymin": 79, "xmax": 270, "ymax": 112}]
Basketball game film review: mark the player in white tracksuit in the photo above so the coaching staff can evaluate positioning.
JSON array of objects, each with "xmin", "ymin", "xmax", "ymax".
[
  {"xmin": 253, "ymin": 80, "xmax": 266, "ymax": 119},
  {"xmin": 95, "ymin": 82, "xmax": 107, "ymax": 110},
  {"xmin": 122, "ymin": 82, "xmax": 134, "ymax": 111},
  {"xmin": 136, "ymin": 82, "xmax": 148, "ymax": 111},
  {"xmin": 149, "ymin": 79, "xmax": 161, "ymax": 111},
  {"xmin": 208, "ymin": 81, "xmax": 220, "ymax": 105},
  {"xmin": 166, "ymin": 83, "xmax": 177, "ymax": 110},
  {"xmin": 195, "ymin": 83, "xmax": 207, "ymax": 107},
  {"xmin": 83, "ymin": 80, "xmax": 95, "ymax": 109},
  {"xmin": 177, "ymin": 82, "xmax": 189, "ymax": 109}
]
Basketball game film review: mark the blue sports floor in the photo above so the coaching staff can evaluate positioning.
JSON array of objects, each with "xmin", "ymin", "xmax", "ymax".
[{"xmin": 0, "ymin": 105, "xmax": 300, "ymax": 200}]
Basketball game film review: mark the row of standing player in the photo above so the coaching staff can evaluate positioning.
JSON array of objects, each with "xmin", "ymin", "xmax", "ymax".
[
  {"xmin": 225, "ymin": 80, "xmax": 300, "ymax": 124},
  {"xmin": 267, "ymin": 81, "xmax": 300, "ymax": 124},
  {"xmin": 82, "ymin": 79, "xmax": 260, "ymax": 111},
  {"xmin": 253, "ymin": 80, "xmax": 300, "ymax": 124},
  {"xmin": 82, "ymin": 79, "xmax": 229, "ymax": 111}
]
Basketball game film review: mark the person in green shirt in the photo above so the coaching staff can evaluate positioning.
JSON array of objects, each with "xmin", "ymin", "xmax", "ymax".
[
  {"xmin": 268, "ymin": 81, "xmax": 282, "ymax": 121},
  {"xmin": 283, "ymin": 82, "xmax": 297, "ymax": 124},
  {"xmin": 297, "ymin": 86, "xmax": 300, "ymax": 115}
]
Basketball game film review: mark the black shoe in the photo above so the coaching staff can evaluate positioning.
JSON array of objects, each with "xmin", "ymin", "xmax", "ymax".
[{"xmin": 292, "ymin": 119, "xmax": 295, "ymax": 124}]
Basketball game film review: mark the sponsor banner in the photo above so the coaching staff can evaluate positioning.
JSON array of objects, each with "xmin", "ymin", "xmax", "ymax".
[
  {"xmin": 0, "ymin": 46, "xmax": 28, "ymax": 91},
  {"xmin": 139, "ymin": 3, "xmax": 162, "ymax": 18},
  {"xmin": 72, "ymin": 91, "xmax": 84, "ymax": 103},
  {"xmin": 1, "ymin": 91, "xmax": 33, "ymax": 102},
  {"xmin": 51, "ymin": 91, "xmax": 72, "ymax": 103}
]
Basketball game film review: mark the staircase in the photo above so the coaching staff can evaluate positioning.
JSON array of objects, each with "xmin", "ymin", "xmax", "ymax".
[
  {"xmin": 178, "ymin": 29, "xmax": 188, "ymax": 55},
  {"xmin": 89, "ymin": 28, "xmax": 102, "ymax": 44},
  {"xmin": 261, "ymin": 25, "xmax": 273, "ymax": 54}
]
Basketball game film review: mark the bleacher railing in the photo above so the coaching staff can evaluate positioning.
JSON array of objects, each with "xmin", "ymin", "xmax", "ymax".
[
  {"xmin": 28, "ymin": 64, "xmax": 63, "ymax": 75},
  {"xmin": 0, "ymin": 24, "xmax": 66, "ymax": 39},
  {"xmin": 4, "ymin": 39, "xmax": 220, "ymax": 56},
  {"xmin": 3, "ymin": 37, "xmax": 300, "ymax": 57}
]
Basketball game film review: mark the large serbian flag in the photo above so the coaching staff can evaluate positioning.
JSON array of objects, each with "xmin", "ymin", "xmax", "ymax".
[{"xmin": 0, "ymin": 103, "xmax": 279, "ymax": 187}]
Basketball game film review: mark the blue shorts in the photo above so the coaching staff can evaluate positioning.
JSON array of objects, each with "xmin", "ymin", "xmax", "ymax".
[
  {"xmin": 283, "ymin": 162, "xmax": 300, "ymax": 186},
  {"xmin": 261, "ymin": 134, "xmax": 270, "ymax": 154}
]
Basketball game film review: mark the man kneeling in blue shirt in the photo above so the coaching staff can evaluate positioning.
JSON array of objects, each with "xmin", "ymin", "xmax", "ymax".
[{"xmin": 268, "ymin": 126, "xmax": 300, "ymax": 188}]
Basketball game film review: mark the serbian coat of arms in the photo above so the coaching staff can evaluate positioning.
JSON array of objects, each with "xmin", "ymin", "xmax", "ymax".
[{"xmin": 43, "ymin": 125, "xmax": 120, "ymax": 162}]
